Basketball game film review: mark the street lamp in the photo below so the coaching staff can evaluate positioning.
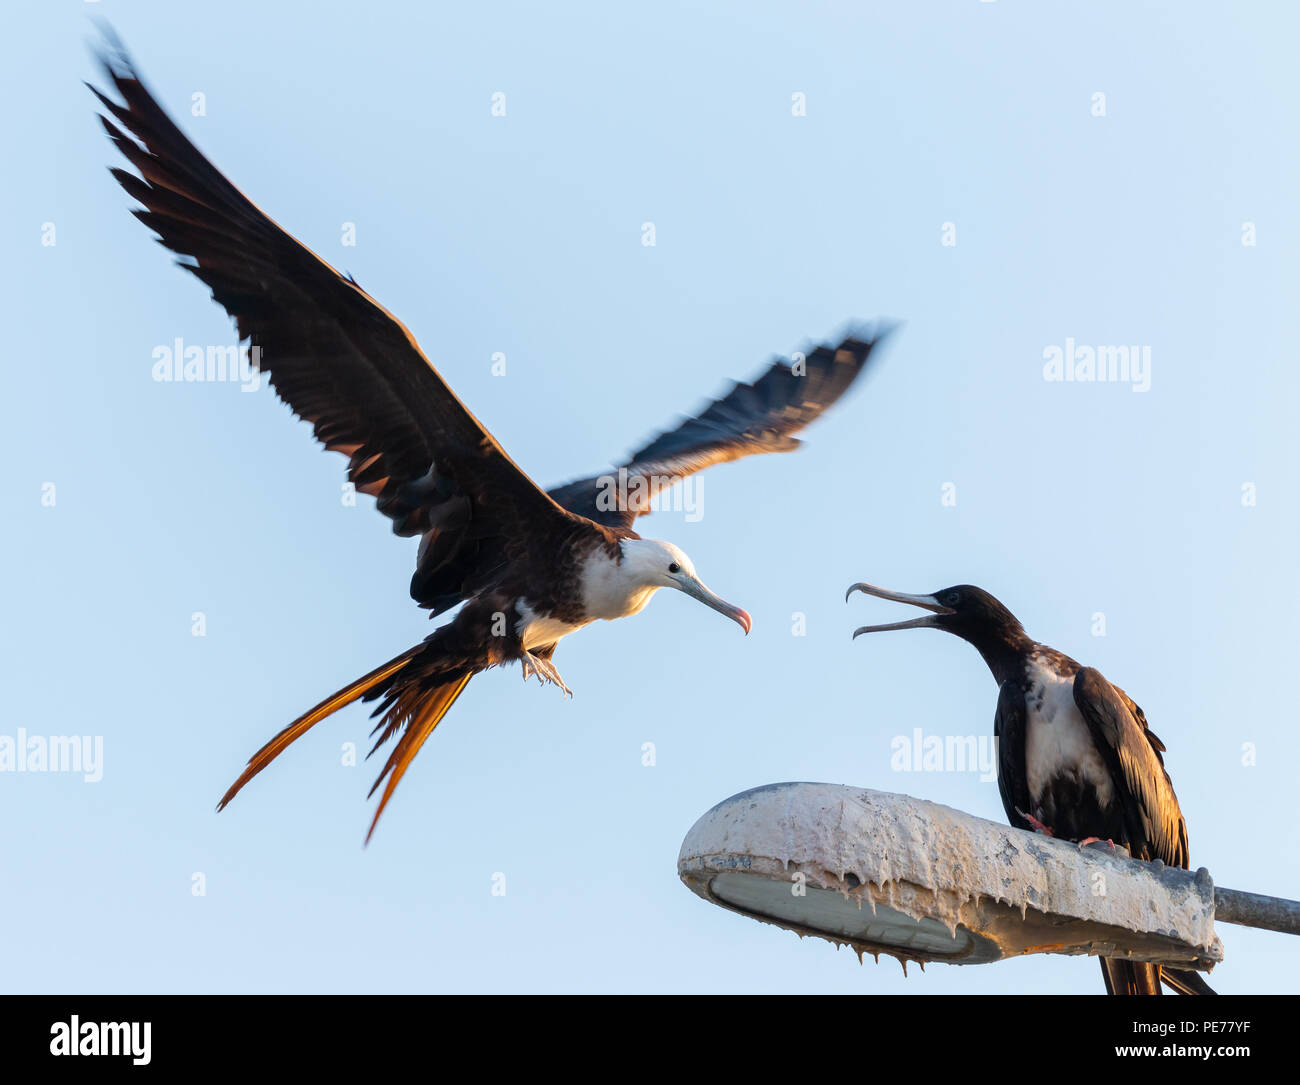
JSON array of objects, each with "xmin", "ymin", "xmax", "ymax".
[{"xmin": 679, "ymin": 782, "xmax": 1297, "ymax": 973}]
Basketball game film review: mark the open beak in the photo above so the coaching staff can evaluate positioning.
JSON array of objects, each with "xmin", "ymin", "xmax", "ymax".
[
  {"xmin": 676, "ymin": 575, "xmax": 752, "ymax": 635},
  {"xmin": 845, "ymin": 582, "xmax": 953, "ymax": 638}
]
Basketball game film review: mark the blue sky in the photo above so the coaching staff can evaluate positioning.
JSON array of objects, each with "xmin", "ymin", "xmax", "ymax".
[{"xmin": 3, "ymin": 1, "xmax": 1296, "ymax": 992}]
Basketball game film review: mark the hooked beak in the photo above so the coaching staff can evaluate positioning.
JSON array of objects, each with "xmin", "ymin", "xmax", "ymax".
[
  {"xmin": 674, "ymin": 575, "xmax": 752, "ymax": 635},
  {"xmin": 845, "ymin": 582, "xmax": 953, "ymax": 638}
]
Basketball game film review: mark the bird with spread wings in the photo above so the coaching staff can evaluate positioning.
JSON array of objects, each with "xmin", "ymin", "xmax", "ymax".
[{"xmin": 90, "ymin": 34, "xmax": 893, "ymax": 841}]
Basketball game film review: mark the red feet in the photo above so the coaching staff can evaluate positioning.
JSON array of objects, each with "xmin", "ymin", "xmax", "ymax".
[
  {"xmin": 1016, "ymin": 808, "xmax": 1055, "ymax": 837},
  {"xmin": 1077, "ymin": 836, "xmax": 1118, "ymax": 851}
]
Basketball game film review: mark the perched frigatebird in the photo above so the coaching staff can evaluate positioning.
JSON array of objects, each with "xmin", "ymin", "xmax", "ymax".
[
  {"xmin": 846, "ymin": 582, "xmax": 1215, "ymax": 995},
  {"xmin": 90, "ymin": 37, "xmax": 891, "ymax": 841}
]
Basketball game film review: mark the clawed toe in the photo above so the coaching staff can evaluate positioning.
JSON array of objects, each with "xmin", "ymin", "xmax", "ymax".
[{"xmin": 520, "ymin": 653, "xmax": 573, "ymax": 698}]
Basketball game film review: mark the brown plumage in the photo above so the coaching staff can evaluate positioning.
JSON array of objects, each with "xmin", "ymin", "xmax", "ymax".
[
  {"xmin": 849, "ymin": 583, "xmax": 1215, "ymax": 994},
  {"xmin": 364, "ymin": 672, "xmax": 472, "ymax": 844},
  {"xmin": 215, "ymin": 648, "xmax": 420, "ymax": 815},
  {"xmin": 93, "ymin": 30, "xmax": 890, "ymax": 840}
]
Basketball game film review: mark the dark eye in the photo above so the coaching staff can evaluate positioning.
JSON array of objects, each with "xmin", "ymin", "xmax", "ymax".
[{"xmin": 668, "ymin": 562, "xmax": 681, "ymax": 574}]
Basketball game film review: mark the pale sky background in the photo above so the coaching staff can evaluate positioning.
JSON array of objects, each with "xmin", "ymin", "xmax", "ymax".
[{"xmin": 3, "ymin": 1, "xmax": 1296, "ymax": 993}]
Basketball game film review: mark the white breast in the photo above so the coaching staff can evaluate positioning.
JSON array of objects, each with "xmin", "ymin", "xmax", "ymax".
[
  {"xmin": 1023, "ymin": 655, "xmax": 1114, "ymax": 809},
  {"xmin": 515, "ymin": 602, "xmax": 589, "ymax": 651},
  {"xmin": 578, "ymin": 547, "xmax": 659, "ymax": 621}
]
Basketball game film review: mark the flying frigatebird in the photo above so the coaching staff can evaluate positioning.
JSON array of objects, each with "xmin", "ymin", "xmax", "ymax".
[
  {"xmin": 846, "ymin": 582, "xmax": 1215, "ymax": 995},
  {"xmin": 89, "ymin": 37, "xmax": 891, "ymax": 841}
]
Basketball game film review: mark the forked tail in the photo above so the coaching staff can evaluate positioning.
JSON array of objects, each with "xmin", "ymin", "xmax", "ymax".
[
  {"xmin": 1101, "ymin": 958, "xmax": 1216, "ymax": 995},
  {"xmin": 217, "ymin": 638, "xmax": 474, "ymax": 842},
  {"xmin": 361, "ymin": 668, "xmax": 471, "ymax": 843}
]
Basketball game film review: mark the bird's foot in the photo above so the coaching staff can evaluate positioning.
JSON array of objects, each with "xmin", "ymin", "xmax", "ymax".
[
  {"xmin": 520, "ymin": 653, "xmax": 573, "ymax": 698},
  {"xmin": 1077, "ymin": 836, "xmax": 1117, "ymax": 851},
  {"xmin": 1015, "ymin": 808, "xmax": 1055, "ymax": 837}
]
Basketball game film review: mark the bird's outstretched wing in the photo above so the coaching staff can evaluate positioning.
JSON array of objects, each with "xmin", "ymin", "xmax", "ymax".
[
  {"xmin": 547, "ymin": 329, "xmax": 893, "ymax": 530},
  {"xmin": 1071, "ymin": 667, "xmax": 1189, "ymax": 868},
  {"xmin": 90, "ymin": 33, "xmax": 587, "ymax": 616}
]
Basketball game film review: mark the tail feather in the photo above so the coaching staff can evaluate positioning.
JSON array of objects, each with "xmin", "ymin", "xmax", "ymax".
[
  {"xmin": 1102, "ymin": 958, "xmax": 1162, "ymax": 995},
  {"xmin": 217, "ymin": 646, "xmax": 420, "ymax": 812},
  {"xmin": 1162, "ymin": 967, "xmax": 1217, "ymax": 995},
  {"xmin": 1101, "ymin": 958, "xmax": 1215, "ymax": 995},
  {"xmin": 365, "ymin": 691, "xmax": 412, "ymax": 758},
  {"xmin": 218, "ymin": 631, "xmax": 480, "ymax": 841},
  {"xmin": 363, "ymin": 671, "xmax": 472, "ymax": 844}
]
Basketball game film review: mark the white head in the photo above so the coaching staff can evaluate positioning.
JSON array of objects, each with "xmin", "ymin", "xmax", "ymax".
[{"xmin": 615, "ymin": 538, "xmax": 751, "ymax": 633}]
